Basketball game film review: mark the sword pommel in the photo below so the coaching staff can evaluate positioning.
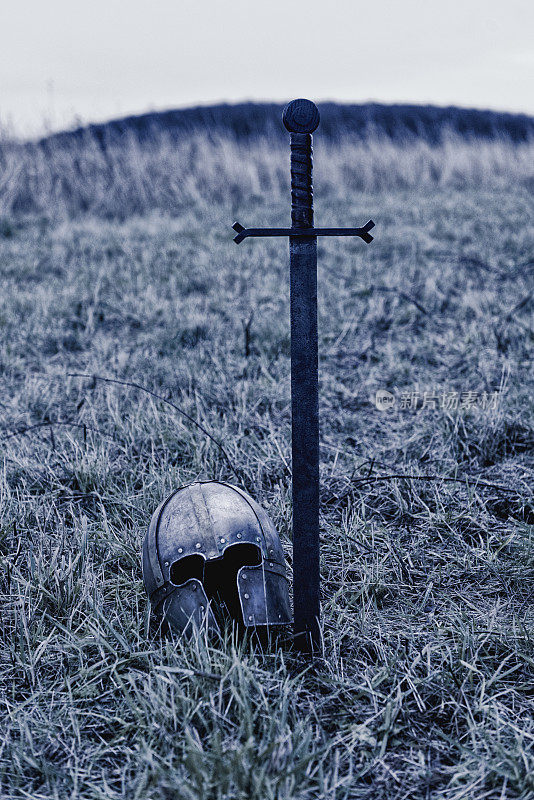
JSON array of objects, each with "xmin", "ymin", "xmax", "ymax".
[{"xmin": 283, "ymin": 99, "xmax": 320, "ymax": 134}]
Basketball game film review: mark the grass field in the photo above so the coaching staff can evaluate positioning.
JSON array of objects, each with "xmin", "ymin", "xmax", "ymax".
[{"xmin": 1, "ymin": 124, "xmax": 533, "ymax": 799}]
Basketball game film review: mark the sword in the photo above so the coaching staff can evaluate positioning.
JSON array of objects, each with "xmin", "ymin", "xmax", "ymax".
[{"xmin": 232, "ymin": 99, "xmax": 375, "ymax": 652}]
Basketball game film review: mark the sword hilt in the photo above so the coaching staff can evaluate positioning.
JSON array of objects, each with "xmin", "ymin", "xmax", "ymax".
[{"xmin": 283, "ymin": 100, "xmax": 320, "ymax": 229}]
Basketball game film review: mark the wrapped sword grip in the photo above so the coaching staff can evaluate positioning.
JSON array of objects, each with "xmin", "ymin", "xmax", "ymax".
[{"xmin": 289, "ymin": 133, "xmax": 314, "ymax": 229}]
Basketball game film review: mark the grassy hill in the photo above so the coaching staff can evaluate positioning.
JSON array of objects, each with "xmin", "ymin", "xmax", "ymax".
[
  {"xmin": 42, "ymin": 102, "xmax": 534, "ymax": 146},
  {"xmin": 0, "ymin": 104, "xmax": 533, "ymax": 798},
  {"xmin": 1, "ymin": 102, "xmax": 533, "ymax": 221}
]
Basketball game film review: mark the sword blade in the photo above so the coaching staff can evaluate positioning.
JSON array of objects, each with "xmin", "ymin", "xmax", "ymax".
[{"xmin": 290, "ymin": 232, "xmax": 320, "ymax": 651}]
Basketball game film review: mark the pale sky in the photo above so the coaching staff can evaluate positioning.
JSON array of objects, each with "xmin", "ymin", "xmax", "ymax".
[{"xmin": 1, "ymin": 0, "xmax": 533, "ymax": 136}]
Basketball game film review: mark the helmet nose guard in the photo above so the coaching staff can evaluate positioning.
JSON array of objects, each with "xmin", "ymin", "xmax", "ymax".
[{"xmin": 142, "ymin": 481, "xmax": 291, "ymax": 636}]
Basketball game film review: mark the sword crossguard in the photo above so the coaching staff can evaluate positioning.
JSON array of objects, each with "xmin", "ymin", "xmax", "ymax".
[
  {"xmin": 232, "ymin": 221, "xmax": 246, "ymax": 243},
  {"xmin": 232, "ymin": 219, "xmax": 375, "ymax": 245},
  {"xmin": 355, "ymin": 219, "xmax": 375, "ymax": 244}
]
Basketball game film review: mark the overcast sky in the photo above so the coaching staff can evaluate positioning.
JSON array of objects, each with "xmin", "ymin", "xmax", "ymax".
[{"xmin": 1, "ymin": 0, "xmax": 533, "ymax": 135}]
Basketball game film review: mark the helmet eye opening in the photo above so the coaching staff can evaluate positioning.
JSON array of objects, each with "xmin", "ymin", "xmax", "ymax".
[
  {"xmin": 220, "ymin": 542, "xmax": 262, "ymax": 569},
  {"xmin": 169, "ymin": 554, "xmax": 205, "ymax": 586}
]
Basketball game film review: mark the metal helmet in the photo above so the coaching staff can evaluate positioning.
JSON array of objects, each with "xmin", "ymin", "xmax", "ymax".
[{"xmin": 142, "ymin": 481, "xmax": 291, "ymax": 636}]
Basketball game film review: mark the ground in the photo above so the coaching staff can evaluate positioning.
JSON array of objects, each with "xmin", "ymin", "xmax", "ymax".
[{"xmin": 0, "ymin": 147, "xmax": 533, "ymax": 799}]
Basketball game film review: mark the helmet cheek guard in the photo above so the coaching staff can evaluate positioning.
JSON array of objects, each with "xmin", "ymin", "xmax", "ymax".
[
  {"xmin": 161, "ymin": 579, "xmax": 219, "ymax": 636},
  {"xmin": 142, "ymin": 481, "xmax": 292, "ymax": 637},
  {"xmin": 238, "ymin": 562, "xmax": 292, "ymax": 627}
]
